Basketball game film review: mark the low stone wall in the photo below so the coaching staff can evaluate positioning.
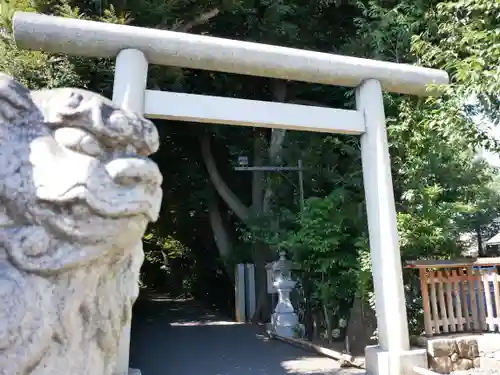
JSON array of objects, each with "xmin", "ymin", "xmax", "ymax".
[{"xmin": 427, "ymin": 338, "xmax": 480, "ymax": 373}]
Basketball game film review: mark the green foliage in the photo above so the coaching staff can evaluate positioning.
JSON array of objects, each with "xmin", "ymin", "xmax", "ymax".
[
  {"xmin": 282, "ymin": 190, "xmax": 365, "ymax": 317},
  {"xmin": 413, "ymin": 0, "xmax": 500, "ymax": 125},
  {"xmin": 142, "ymin": 231, "xmax": 197, "ymax": 295},
  {"xmin": 0, "ymin": 0, "xmax": 129, "ymax": 93}
]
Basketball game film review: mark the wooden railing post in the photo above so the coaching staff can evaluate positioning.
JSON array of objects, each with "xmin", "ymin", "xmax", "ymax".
[
  {"xmin": 458, "ymin": 268, "xmax": 472, "ymax": 331},
  {"xmin": 444, "ymin": 270, "xmax": 456, "ymax": 332},
  {"xmin": 419, "ymin": 268, "xmax": 433, "ymax": 336},
  {"xmin": 484, "ymin": 271, "xmax": 495, "ymax": 331},
  {"xmin": 467, "ymin": 266, "xmax": 480, "ymax": 331},
  {"xmin": 475, "ymin": 268, "xmax": 487, "ymax": 331},
  {"xmin": 451, "ymin": 269, "xmax": 464, "ymax": 331},
  {"xmin": 493, "ymin": 272, "xmax": 500, "ymax": 331},
  {"xmin": 436, "ymin": 270, "xmax": 449, "ymax": 333}
]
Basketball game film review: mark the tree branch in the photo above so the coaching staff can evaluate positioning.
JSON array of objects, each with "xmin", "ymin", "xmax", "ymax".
[
  {"xmin": 172, "ymin": 8, "xmax": 220, "ymax": 33},
  {"xmin": 208, "ymin": 185, "xmax": 233, "ymax": 259},
  {"xmin": 251, "ymin": 129, "xmax": 266, "ymax": 212},
  {"xmin": 262, "ymin": 80, "xmax": 288, "ymax": 214},
  {"xmin": 200, "ymin": 133, "xmax": 251, "ymax": 222}
]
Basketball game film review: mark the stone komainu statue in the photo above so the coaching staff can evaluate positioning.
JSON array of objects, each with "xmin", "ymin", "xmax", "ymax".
[{"xmin": 0, "ymin": 74, "xmax": 162, "ymax": 375}]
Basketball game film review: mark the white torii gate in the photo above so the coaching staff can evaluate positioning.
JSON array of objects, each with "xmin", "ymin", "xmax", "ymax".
[{"xmin": 13, "ymin": 11, "xmax": 448, "ymax": 375}]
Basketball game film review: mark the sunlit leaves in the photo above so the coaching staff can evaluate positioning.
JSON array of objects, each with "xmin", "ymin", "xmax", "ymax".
[{"xmin": 278, "ymin": 189, "xmax": 366, "ymax": 319}]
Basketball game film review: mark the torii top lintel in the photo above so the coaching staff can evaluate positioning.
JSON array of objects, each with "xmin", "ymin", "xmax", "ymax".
[{"xmin": 12, "ymin": 12, "xmax": 449, "ymax": 96}]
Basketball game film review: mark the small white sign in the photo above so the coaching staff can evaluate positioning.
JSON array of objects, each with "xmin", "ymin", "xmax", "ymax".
[
  {"xmin": 266, "ymin": 263, "xmax": 277, "ymax": 294},
  {"xmin": 238, "ymin": 156, "xmax": 248, "ymax": 167}
]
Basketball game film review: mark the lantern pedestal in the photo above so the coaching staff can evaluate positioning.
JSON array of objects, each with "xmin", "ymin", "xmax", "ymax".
[
  {"xmin": 267, "ymin": 252, "xmax": 304, "ymax": 337},
  {"xmin": 268, "ymin": 272, "xmax": 303, "ymax": 338}
]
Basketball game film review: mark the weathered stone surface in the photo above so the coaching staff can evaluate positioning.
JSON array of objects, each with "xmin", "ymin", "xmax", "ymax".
[
  {"xmin": 0, "ymin": 74, "xmax": 162, "ymax": 375},
  {"xmin": 429, "ymin": 355, "xmax": 453, "ymax": 373},
  {"xmin": 429, "ymin": 339, "xmax": 458, "ymax": 357},
  {"xmin": 453, "ymin": 358, "xmax": 474, "ymax": 371},
  {"xmin": 457, "ymin": 338, "xmax": 479, "ymax": 359},
  {"xmin": 473, "ymin": 357, "xmax": 481, "ymax": 368}
]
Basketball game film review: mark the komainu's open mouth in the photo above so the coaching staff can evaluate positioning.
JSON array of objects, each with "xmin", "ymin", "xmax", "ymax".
[{"xmin": 38, "ymin": 184, "xmax": 162, "ymax": 223}]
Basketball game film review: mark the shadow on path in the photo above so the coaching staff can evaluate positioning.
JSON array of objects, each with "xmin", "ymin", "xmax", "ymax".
[{"xmin": 130, "ymin": 294, "xmax": 365, "ymax": 375}]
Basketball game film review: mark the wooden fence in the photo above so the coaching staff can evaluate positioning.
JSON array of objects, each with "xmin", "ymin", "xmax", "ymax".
[{"xmin": 406, "ymin": 258, "xmax": 500, "ymax": 337}]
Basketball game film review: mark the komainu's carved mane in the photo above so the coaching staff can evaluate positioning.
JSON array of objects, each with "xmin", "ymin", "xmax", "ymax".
[{"xmin": 0, "ymin": 74, "xmax": 162, "ymax": 375}]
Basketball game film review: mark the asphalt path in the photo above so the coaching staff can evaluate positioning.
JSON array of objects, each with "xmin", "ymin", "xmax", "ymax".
[{"xmin": 129, "ymin": 295, "xmax": 365, "ymax": 375}]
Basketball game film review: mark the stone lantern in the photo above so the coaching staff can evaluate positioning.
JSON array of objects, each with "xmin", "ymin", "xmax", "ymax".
[{"xmin": 269, "ymin": 251, "xmax": 304, "ymax": 338}]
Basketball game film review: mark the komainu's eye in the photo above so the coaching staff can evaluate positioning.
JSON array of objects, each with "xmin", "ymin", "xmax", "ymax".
[{"xmin": 54, "ymin": 127, "xmax": 104, "ymax": 157}]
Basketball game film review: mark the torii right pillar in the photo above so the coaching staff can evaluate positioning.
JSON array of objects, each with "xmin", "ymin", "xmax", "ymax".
[{"xmin": 356, "ymin": 79, "xmax": 427, "ymax": 375}]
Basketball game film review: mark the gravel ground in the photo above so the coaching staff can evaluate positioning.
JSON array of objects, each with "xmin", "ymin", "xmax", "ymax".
[{"xmin": 129, "ymin": 296, "xmax": 365, "ymax": 375}]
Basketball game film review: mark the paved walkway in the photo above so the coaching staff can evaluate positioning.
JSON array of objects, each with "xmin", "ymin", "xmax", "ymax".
[{"xmin": 129, "ymin": 296, "xmax": 365, "ymax": 375}]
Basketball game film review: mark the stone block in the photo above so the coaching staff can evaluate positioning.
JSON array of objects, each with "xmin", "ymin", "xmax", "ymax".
[
  {"xmin": 453, "ymin": 358, "xmax": 473, "ymax": 371},
  {"xmin": 457, "ymin": 338, "xmax": 479, "ymax": 359},
  {"xmin": 429, "ymin": 355, "xmax": 453, "ymax": 373},
  {"xmin": 428, "ymin": 339, "xmax": 458, "ymax": 357},
  {"xmin": 473, "ymin": 357, "xmax": 481, "ymax": 368}
]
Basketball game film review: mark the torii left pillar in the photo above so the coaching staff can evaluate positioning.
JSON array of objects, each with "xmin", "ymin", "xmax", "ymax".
[{"xmin": 112, "ymin": 48, "xmax": 148, "ymax": 375}]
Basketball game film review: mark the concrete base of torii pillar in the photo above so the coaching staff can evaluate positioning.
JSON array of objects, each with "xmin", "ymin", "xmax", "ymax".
[{"xmin": 365, "ymin": 346, "xmax": 428, "ymax": 375}]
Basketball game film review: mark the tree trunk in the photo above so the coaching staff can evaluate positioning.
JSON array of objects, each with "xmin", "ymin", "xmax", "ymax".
[
  {"xmin": 323, "ymin": 304, "xmax": 333, "ymax": 344},
  {"xmin": 251, "ymin": 79, "xmax": 288, "ymax": 322},
  {"xmin": 200, "ymin": 133, "xmax": 250, "ymax": 222},
  {"xmin": 207, "ymin": 185, "xmax": 235, "ymax": 280},
  {"xmin": 303, "ymin": 279, "xmax": 315, "ymax": 341},
  {"xmin": 251, "ymin": 243, "xmax": 271, "ymax": 322},
  {"xmin": 200, "ymin": 133, "xmax": 251, "ymax": 283},
  {"xmin": 313, "ymin": 310, "xmax": 321, "ymax": 340},
  {"xmin": 476, "ymin": 222, "xmax": 484, "ymax": 256}
]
